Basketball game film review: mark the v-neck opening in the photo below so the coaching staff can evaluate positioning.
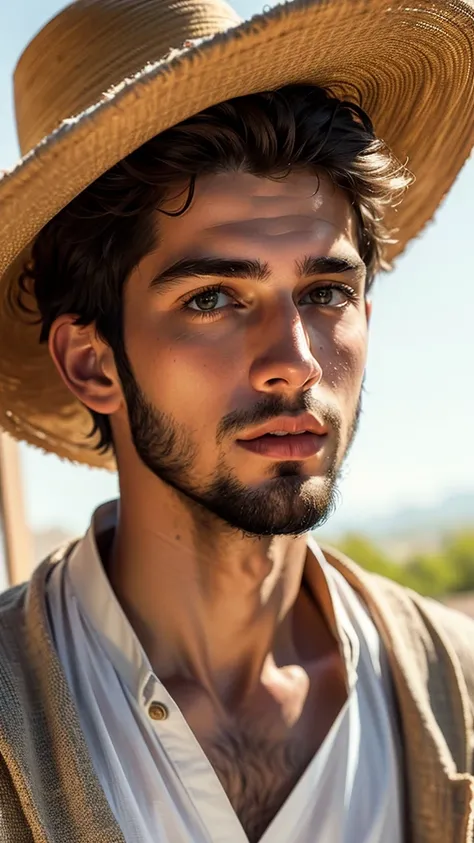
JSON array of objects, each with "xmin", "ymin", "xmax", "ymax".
[{"xmin": 141, "ymin": 669, "xmax": 354, "ymax": 843}]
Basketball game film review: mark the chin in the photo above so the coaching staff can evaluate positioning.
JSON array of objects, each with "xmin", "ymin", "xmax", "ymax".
[{"xmin": 218, "ymin": 474, "xmax": 339, "ymax": 538}]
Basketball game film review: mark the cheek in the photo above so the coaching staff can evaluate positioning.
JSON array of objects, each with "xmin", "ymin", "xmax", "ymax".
[
  {"xmin": 125, "ymin": 317, "xmax": 242, "ymax": 414},
  {"xmin": 317, "ymin": 317, "xmax": 368, "ymax": 391}
]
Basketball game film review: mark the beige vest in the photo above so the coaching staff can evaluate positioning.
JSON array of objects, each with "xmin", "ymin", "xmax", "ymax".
[{"xmin": 0, "ymin": 543, "xmax": 473, "ymax": 842}]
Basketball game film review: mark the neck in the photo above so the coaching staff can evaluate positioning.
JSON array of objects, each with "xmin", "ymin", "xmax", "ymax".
[{"xmin": 106, "ymin": 469, "xmax": 310, "ymax": 707}]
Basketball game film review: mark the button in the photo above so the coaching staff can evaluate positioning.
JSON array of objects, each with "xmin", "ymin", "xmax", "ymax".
[{"xmin": 148, "ymin": 701, "xmax": 169, "ymax": 721}]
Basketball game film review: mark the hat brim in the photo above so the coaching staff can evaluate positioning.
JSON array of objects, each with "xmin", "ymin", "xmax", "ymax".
[{"xmin": 1, "ymin": 0, "xmax": 474, "ymax": 469}]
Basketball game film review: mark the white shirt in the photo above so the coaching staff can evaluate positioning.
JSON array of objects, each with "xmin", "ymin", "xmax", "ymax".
[{"xmin": 45, "ymin": 501, "xmax": 404, "ymax": 843}]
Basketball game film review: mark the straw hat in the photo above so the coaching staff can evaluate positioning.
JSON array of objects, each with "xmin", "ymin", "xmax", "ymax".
[{"xmin": 0, "ymin": 0, "xmax": 473, "ymax": 470}]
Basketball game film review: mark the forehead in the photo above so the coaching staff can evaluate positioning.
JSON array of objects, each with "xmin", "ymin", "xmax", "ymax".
[{"xmin": 157, "ymin": 170, "xmax": 359, "ymax": 261}]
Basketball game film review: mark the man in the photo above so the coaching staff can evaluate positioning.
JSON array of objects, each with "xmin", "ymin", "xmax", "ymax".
[{"xmin": 0, "ymin": 0, "xmax": 473, "ymax": 840}]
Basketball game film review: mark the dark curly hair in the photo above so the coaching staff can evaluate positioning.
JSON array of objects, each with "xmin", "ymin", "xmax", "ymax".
[{"xmin": 16, "ymin": 84, "xmax": 411, "ymax": 454}]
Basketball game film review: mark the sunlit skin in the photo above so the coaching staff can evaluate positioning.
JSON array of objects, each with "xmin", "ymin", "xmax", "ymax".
[{"xmin": 49, "ymin": 170, "xmax": 371, "ymax": 826}]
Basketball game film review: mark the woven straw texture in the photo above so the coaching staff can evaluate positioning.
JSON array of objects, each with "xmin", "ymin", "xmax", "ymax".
[{"xmin": 0, "ymin": 0, "xmax": 473, "ymax": 469}]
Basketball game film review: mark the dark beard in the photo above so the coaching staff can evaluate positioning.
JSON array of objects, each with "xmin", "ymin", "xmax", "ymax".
[{"xmin": 118, "ymin": 360, "xmax": 361, "ymax": 537}]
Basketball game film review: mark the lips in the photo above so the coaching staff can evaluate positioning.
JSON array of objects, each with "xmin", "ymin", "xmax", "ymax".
[
  {"xmin": 238, "ymin": 412, "xmax": 328, "ymax": 441},
  {"xmin": 237, "ymin": 431, "xmax": 326, "ymax": 460}
]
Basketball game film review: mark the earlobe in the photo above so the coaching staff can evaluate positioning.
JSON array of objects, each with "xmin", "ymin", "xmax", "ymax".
[{"xmin": 48, "ymin": 316, "xmax": 122, "ymax": 414}]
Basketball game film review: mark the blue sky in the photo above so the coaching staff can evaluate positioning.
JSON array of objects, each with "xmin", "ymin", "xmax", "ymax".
[{"xmin": 1, "ymin": 0, "xmax": 473, "ymax": 538}]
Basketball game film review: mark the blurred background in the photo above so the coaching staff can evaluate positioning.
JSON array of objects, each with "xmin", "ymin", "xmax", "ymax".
[{"xmin": 0, "ymin": 1, "xmax": 473, "ymax": 605}]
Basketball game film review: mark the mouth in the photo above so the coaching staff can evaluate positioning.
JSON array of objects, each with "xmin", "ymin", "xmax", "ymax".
[
  {"xmin": 235, "ymin": 412, "xmax": 329, "ymax": 460},
  {"xmin": 236, "ymin": 431, "xmax": 327, "ymax": 460}
]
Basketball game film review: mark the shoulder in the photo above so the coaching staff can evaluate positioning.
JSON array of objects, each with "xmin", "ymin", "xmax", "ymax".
[
  {"xmin": 402, "ymin": 589, "xmax": 474, "ymax": 701},
  {"xmin": 0, "ymin": 580, "xmax": 32, "ymax": 741},
  {"xmin": 0, "ymin": 551, "xmax": 70, "ymax": 762},
  {"xmin": 0, "ymin": 544, "xmax": 73, "ymax": 678},
  {"xmin": 369, "ymin": 567, "xmax": 474, "ymax": 678},
  {"xmin": 0, "ymin": 580, "xmax": 28, "ymax": 637},
  {"xmin": 320, "ymin": 542, "xmax": 474, "ymax": 692}
]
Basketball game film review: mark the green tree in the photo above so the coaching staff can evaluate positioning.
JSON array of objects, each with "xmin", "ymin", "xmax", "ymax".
[
  {"xmin": 442, "ymin": 530, "xmax": 474, "ymax": 593},
  {"xmin": 334, "ymin": 529, "xmax": 474, "ymax": 598},
  {"xmin": 403, "ymin": 552, "xmax": 456, "ymax": 598},
  {"xmin": 336, "ymin": 533, "xmax": 402, "ymax": 581}
]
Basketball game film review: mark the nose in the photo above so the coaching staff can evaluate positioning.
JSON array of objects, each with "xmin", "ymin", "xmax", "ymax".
[{"xmin": 249, "ymin": 306, "xmax": 322, "ymax": 395}]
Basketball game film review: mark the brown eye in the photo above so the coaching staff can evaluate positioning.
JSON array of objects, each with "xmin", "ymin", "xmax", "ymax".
[
  {"xmin": 302, "ymin": 285, "xmax": 351, "ymax": 307},
  {"xmin": 187, "ymin": 288, "xmax": 234, "ymax": 312},
  {"xmin": 182, "ymin": 285, "xmax": 238, "ymax": 318},
  {"xmin": 190, "ymin": 290, "xmax": 222, "ymax": 311},
  {"xmin": 310, "ymin": 288, "xmax": 334, "ymax": 305}
]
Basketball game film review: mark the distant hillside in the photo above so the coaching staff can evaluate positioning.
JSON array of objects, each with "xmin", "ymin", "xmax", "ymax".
[
  {"xmin": 318, "ymin": 491, "xmax": 474, "ymax": 561},
  {"xmin": 363, "ymin": 491, "xmax": 473, "ymax": 538},
  {"xmin": 322, "ymin": 491, "xmax": 473, "ymax": 540}
]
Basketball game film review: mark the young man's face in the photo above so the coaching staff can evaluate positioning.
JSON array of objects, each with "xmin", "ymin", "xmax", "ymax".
[{"xmin": 119, "ymin": 170, "xmax": 370, "ymax": 535}]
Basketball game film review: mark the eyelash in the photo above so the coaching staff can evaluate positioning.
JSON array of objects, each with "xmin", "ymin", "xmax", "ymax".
[{"xmin": 179, "ymin": 281, "xmax": 359, "ymax": 321}]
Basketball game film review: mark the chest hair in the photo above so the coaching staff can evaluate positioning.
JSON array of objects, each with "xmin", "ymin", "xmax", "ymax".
[{"xmin": 203, "ymin": 725, "xmax": 315, "ymax": 843}]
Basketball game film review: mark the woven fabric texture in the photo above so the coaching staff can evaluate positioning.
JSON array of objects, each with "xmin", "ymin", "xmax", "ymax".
[{"xmin": 0, "ymin": 545, "xmax": 473, "ymax": 840}]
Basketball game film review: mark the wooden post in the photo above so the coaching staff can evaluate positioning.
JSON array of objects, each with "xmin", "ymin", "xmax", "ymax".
[{"xmin": 0, "ymin": 433, "xmax": 33, "ymax": 587}]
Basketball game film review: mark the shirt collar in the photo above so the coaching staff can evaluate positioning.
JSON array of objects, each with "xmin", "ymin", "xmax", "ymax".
[
  {"xmin": 66, "ymin": 500, "xmax": 359, "ymax": 700},
  {"xmin": 306, "ymin": 535, "xmax": 360, "ymax": 688},
  {"xmin": 67, "ymin": 499, "xmax": 155, "ymax": 699}
]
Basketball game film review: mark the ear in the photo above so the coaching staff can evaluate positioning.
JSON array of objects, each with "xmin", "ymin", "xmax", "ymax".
[{"xmin": 48, "ymin": 315, "xmax": 123, "ymax": 415}]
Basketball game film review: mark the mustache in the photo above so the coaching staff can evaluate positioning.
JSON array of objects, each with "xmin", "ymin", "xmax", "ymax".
[{"xmin": 216, "ymin": 394, "xmax": 342, "ymax": 445}]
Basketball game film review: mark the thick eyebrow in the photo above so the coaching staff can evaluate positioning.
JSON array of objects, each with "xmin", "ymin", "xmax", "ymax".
[
  {"xmin": 149, "ymin": 254, "xmax": 365, "ymax": 294},
  {"xmin": 149, "ymin": 257, "xmax": 270, "ymax": 293},
  {"xmin": 298, "ymin": 255, "xmax": 366, "ymax": 280}
]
